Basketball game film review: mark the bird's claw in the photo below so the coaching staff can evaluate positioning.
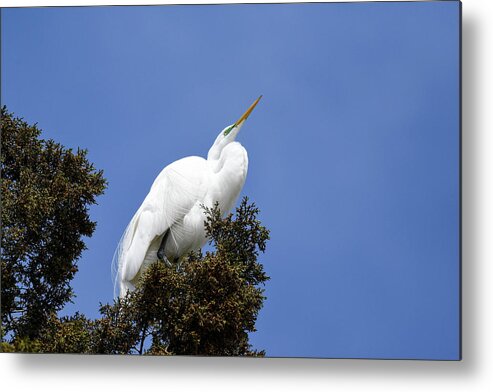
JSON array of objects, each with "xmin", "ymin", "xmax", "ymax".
[{"xmin": 157, "ymin": 251, "xmax": 172, "ymax": 268}]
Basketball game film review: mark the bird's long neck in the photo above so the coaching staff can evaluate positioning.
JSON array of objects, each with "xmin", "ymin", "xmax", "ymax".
[
  {"xmin": 206, "ymin": 142, "xmax": 248, "ymax": 214},
  {"xmin": 207, "ymin": 151, "xmax": 225, "ymax": 174},
  {"xmin": 207, "ymin": 140, "xmax": 229, "ymax": 173},
  {"xmin": 207, "ymin": 145, "xmax": 222, "ymax": 170},
  {"xmin": 208, "ymin": 142, "xmax": 248, "ymax": 179}
]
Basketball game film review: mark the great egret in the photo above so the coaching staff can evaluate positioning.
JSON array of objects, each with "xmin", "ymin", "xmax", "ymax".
[{"xmin": 113, "ymin": 96, "xmax": 262, "ymax": 298}]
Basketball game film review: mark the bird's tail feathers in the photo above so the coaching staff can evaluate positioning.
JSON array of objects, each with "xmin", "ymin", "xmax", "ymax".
[{"xmin": 111, "ymin": 212, "xmax": 140, "ymax": 299}]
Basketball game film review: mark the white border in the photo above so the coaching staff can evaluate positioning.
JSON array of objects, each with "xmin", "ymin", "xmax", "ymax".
[
  {"xmin": 2, "ymin": 0, "xmax": 432, "ymax": 7},
  {"xmin": 2, "ymin": 1, "xmax": 493, "ymax": 392}
]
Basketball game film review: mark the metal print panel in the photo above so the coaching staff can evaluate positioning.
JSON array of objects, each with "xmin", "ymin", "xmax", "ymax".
[{"xmin": 0, "ymin": 0, "xmax": 461, "ymax": 359}]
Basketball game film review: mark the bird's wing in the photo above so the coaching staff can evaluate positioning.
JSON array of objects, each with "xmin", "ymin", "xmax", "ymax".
[{"xmin": 113, "ymin": 156, "xmax": 209, "ymax": 297}]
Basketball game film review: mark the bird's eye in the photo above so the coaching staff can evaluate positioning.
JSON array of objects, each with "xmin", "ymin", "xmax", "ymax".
[{"xmin": 223, "ymin": 125, "xmax": 234, "ymax": 136}]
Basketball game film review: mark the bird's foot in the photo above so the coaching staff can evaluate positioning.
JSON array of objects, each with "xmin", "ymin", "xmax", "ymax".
[
  {"xmin": 157, "ymin": 251, "xmax": 172, "ymax": 268},
  {"xmin": 163, "ymin": 257, "xmax": 172, "ymax": 268}
]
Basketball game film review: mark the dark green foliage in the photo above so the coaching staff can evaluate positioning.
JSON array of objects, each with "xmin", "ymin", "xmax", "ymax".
[
  {"xmin": 0, "ymin": 335, "xmax": 42, "ymax": 353},
  {"xmin": 90, "ymin": 301, "xmax": 142, "ymax": 354},
  {"xmin": 37, "ymin": 313, "xmax": 95, "ymax": 353},
  {"xmin": 1, "ymin": 106, "xmax": 107, "ymax": 340}
]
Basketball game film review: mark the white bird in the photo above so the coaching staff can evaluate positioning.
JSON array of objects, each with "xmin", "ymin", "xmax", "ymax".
[{"xmin": 113, "ymin": 96, "xmax": 262, "ymax": 298}]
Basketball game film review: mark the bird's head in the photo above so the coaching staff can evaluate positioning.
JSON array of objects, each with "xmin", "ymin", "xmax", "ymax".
[{"xmin": 207, "ymin": 95, "xmax": 262, "ymax": 161}]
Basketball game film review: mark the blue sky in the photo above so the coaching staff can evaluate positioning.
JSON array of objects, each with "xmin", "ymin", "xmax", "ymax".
[{"xmin": 2, "ymin": 1, "xmax": 460, "ymax": 359}]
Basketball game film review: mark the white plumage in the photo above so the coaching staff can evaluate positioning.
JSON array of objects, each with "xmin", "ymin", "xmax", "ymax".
[{"xmin": 113, "ymin": 96, "xmax": 261, "ymax": 298}]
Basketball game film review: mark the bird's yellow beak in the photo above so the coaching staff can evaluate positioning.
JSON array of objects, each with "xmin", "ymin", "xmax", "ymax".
[{"xmin": 234, "ymin": 95, "xmax": 262, "ymax": 127}]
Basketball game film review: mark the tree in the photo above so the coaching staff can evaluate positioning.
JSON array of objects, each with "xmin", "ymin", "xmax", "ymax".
[{"xmin": 1, "ymin": 106, "xmax": 107, "ymax": 340}]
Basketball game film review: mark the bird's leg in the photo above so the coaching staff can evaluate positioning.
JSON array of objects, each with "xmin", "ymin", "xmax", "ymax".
[
  {"xmin": 157, "ymin": 229, "xmax": 172, "ymax": 268},
  {"xmin": 174, "ymin": 257, "xmax": 182, "ymax": 272}
]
